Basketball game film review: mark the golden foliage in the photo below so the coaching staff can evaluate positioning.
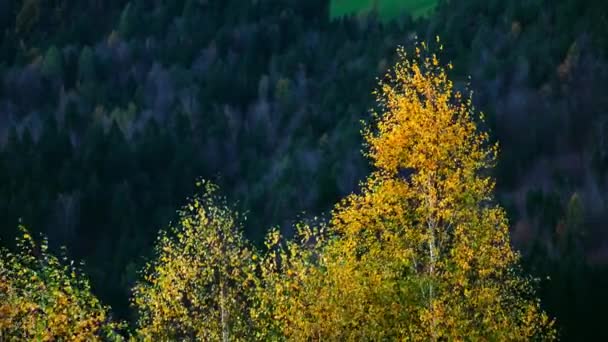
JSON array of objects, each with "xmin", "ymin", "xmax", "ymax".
[
  {"xmin": 251, "ymin": 222, "xmax": 338, "ymax": 340},
  {"xmin": 261, "ymin": 40, "xmax": 556, "ymax": 340},
  {"xmin": 132, "ymin": 181, "xmax": 258, "ymax": 341},
  {"xmin": 0, "ymin": 226, "xmax": 121, "ymax": 341}
]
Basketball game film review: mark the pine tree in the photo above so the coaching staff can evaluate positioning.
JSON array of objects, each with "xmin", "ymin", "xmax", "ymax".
[
  {"xmin": 118, "ymin": 3, "xmax": 134, "ymax": 38},
  {"xmin": 78, "ymin": 46, "xmax": 97, "ymax": 84},
  {"xmin": 41, "ymin": 46, "xmax": 64, "ymax": 79}
]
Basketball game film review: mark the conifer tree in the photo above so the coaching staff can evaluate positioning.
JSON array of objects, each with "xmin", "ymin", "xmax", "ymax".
[{"xmin": 42, "ymin": 46, "xmax": 64, "ymax": 79}]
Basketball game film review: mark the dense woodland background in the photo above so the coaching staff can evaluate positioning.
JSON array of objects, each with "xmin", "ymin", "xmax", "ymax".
[{"xmin": 1, "ymin": 0, "xmax": 608, "ymax": 339}]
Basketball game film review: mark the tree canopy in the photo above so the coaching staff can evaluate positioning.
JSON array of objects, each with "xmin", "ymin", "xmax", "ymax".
[
  {"xmin": 132, "ymin": 181, "xmax": 258, "ymax": 341},
  {"xmin": 1, "ymin": 41, "xmax": 557, "ymax": 340},
  {"xmin": 0, "ymin": 227, "xmax": 122, "ymax": 341},
  {"xmin": 256, "ymin": 41, "xmax": 556, "ymax": 340}
]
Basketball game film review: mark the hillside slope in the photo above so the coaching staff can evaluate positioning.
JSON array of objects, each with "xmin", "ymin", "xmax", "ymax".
[{"xmin": 0, "ymin": 0, "xmax": 607, "ymax": 338}]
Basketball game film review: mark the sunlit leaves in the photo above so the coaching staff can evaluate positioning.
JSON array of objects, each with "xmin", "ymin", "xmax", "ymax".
[
  {"xmin": 132, "ymin": 181, "xmax": 258, "ymax": 341},
  {"xmin": 261, "ymin": 40, "xmax": 556, "ymax": 340},
  {"xmin": 0, "ymin": 226, "xmax": 121, "ymax": 341}
]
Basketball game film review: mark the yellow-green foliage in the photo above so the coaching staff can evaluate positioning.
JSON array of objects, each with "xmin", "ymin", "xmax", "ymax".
[
  {"xmin": 258, "ymin": 40, "xmax": 556, "ymax": 340},
  {"xmin": 132, "ymin": 181, "xmax": 258, "ymax": 341},
  {"xmin": 251, "ymin": 222, "xmax": 333, "ymax": 340},
  {"xmin": 0, "ymin": 227, "xmax": 120, "ymax": 341}
]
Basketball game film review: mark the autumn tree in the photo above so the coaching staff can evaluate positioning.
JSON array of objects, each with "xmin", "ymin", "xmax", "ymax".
[
  {"xmin": 264, "ymin": 41, "xmax": 556, "ymax": 340},
  {"xmin": 132, "ymin": 181, "xmax": 258, "ymax": 341},
  {"xmin": 250, "ymin": 221, "xmax": 334, "ymax": 340},
  {"xmin": 0, "ymin": 226, "xmax": 121, "ymax": 341}
]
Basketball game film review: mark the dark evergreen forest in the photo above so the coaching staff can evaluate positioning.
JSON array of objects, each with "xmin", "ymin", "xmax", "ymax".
[{"xmin": 1, "ymin": 0, "xmax": 607, "ymax": 339}]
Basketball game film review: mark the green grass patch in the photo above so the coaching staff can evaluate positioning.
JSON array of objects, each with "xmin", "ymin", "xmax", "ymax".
[{"xmin": 330, "ymin": 0, "xmax": 437, "ymax": 20}]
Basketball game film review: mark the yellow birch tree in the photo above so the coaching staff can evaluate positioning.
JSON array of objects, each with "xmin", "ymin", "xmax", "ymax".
[
  {"xmin": 132, "ymin": 181, "xmax": 258, "ymax": 341},
  {"xmin": 263, "ymin": 40, "xmax": 556, "ymax": 340},
  {"xmin": 0, "ymin": 227, "xmax": 121, "ymax": 341}
]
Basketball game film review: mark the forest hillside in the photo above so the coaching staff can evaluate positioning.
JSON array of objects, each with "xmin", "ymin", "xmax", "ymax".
[{"xmin": 1, "ymin": 0, "xmax": 608, "ymax": 340}]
